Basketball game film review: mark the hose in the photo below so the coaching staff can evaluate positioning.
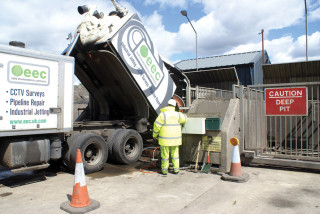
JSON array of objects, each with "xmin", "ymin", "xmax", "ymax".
[
  {"xmin": 142, "ymin": 147, "xmax": 158, "ymax": 151},
  {"xmin": 139, "ymin": 147, "xmax": 193, "ymax": 173},
  {"xmin": 139, "ymin": 147, "xmax": 160, "ymax": 173}
]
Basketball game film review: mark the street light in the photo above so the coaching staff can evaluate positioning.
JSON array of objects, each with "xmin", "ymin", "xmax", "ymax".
[
  {"xmin": 304, "ymin": 0, "xmax": 308, "ymax": 61},
  {"xmin": 180, "ymin": 10, "xmax": 198, "ymax": 71},
  {"xmin": 258, "ymin": 29, "xmax": 264, "ymax": 64}
]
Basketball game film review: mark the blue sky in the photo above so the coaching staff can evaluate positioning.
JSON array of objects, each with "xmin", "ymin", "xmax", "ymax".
[{"xmin": 0, "ymin": 0, "xmax": 319, "ymax": 64}]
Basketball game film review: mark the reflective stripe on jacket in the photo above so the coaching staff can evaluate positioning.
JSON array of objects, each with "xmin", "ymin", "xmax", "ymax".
[{"xmin": 152, "ymin": 106, "xmax": 187, "ymax": 146}]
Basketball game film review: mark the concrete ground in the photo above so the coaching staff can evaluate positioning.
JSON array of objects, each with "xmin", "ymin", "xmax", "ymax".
[{"xmin": 0, "ymin": 162, "xmax": 319, "ymax": 214}]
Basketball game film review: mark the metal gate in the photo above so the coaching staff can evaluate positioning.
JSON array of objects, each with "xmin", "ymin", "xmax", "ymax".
[{"xmin": 236, "ymin": 82, "xmax": 320, "ymax": 169}]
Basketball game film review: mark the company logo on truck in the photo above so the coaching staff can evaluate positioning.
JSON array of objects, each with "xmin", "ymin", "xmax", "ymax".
[
  {"xmin": 113, "ymin": 14, "xmax": 176, "ymax": 113},
  {"xmin": 8, "ymin": 62, "xmax": 49, "ymax": 86},
  {"xmin": 136, "ymin": 43, "xmax": 163, "ymax": 87},
  {"xmin": 116, "ymin": 19, "xmax": 165, "ymax": 89}
]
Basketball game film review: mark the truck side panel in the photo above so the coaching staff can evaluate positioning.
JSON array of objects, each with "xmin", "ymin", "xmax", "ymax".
[
  {"xmin": 0, "ymin": 45, "xmax": 74, "ymax": 136},
  {"xmin": 110, "ymin": 14, "xmax": 176, "ymax": 114},
  {"xmin": 59, "ymin": 61, "xmax": 74, "ymax": 130}
]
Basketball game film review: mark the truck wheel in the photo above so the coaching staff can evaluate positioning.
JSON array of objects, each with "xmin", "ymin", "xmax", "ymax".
[
  {"xmin": 112, "ymin": 129, "xmax": 143, "ymax": 165},
  {"xmin": 70, "ymin": 133, "xmax": 108, "ymax": 174},
  {"xmin": 64, "ymin": 132, "xmax": 84, "ymax": 169},
  {"xmin": 106, "ymin": 129, "xmax": 123, "ymax": 162}
]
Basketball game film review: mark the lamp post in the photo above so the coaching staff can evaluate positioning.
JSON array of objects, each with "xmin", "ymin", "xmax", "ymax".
[
  {"xmin": 304, "ymin": 0, "xmax": 308, "ymax": 61},
  {"xmin": 258, "ymin": 29, "xmax": 264, "ymax": 64},
  {"xmin": 181, "ymin": 10, "xmax": 198, "ymax": 71}
]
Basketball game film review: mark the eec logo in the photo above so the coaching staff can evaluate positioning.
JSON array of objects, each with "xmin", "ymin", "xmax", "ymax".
[
  {"xmin": 140, "ymin": 45, "xmax": 161, "ymax": 80},
  {"xmin": 11, "ymin": 65, "xmax": 47, "ymax": 79},
  {"xmin": 8, "ymin": 62, "xmax": 49, "ymax": 85},
  {"xmin": 138, "ymin": 43, "xmax": 163, "ymax": 87}
]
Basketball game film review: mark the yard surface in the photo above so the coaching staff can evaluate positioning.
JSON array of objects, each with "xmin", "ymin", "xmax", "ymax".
[{"xmin": 0, "ymin": 163, "xmax": 319, "ymax": 214}]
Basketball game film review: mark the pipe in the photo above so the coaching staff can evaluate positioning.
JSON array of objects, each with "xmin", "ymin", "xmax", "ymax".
[
  {"xmin": 93, "ymin": 10, "xmax": 104, "ymax": 19},
  {"xmin": 110, "ymin": 0, "xmax": 128, "ymax": 17},
  {"xmin": 259, "ymin": 29, "xmax": 264, "ymax": 64},
  {"xmin": 9, "ymin": 41, "xmax": 25, "ymax": 48},
  {"xmin": 78, "ymin": 5, "xmax": 89, "ymax": 15}
]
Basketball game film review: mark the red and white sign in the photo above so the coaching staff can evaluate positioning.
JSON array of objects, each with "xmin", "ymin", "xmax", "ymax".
[{"xmin": 265, "ymin": 87, "xmax": 308, "ymax": 116}]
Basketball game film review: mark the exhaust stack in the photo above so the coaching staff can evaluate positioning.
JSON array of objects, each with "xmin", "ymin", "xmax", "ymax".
[
  {"xmin": 110, "ymin": 0, "xmax": 128, "ymax": 17},
  {"xmin": 77, "ymin": 5, "xmax": 103, "ymax": 19}
]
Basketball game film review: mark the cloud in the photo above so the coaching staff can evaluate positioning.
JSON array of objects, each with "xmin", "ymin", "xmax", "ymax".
[
  {"xmin": 198, "ymin": 0, "xmax": 304, "ymax": 30},
  {"xmin": 141, "ymin": 11, "xmax": 178, "ymax": 57},
  {"xmin": 0, "ymin": 0, "xmax": 114, "ymax": 54},
  {"xmin": 309, "ymin": 7, "xmax": 320, "ymax": 21},
  {"xmin": 182, "ymin": 0, "xmax": 306, "ymax": 50},
  {"xmin": 0, "ymin": 0, "xmax": 318, "ymax": 65},
  {"xmin": 144, "ymin": 0, "xmax": 187, "ymax": 8},
  {"xmin": 292, "ymin": 31, "xmax": 320, "ymax": 59},
  {"xmin": 142, "ymin": 0, "xmax": 319, "ymax": 63},
  {"xmin": 225, "ymin": 32, "xmax": 320, "ymax": 63}
]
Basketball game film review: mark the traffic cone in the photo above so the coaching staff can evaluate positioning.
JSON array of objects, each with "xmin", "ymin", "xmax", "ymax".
[
  {"xmin": 60, "ymin": 149, "xmax": 100, "ymax": 213},
  {"xmin": 229, "ymin": 137, "xmax": 242, "ymax": 177},
  {"xmin": 221, "ymin": 137, "xmax": 249, "ymax": 183},
  {"xmin": 70, "ymin": 149, "xmax": 91, "ymax": 207}
]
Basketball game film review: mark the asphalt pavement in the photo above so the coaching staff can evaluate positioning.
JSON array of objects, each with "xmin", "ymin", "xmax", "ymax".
[{"xmin": 0, "ymin": 162, "xmax": 319, "ymax": 214}]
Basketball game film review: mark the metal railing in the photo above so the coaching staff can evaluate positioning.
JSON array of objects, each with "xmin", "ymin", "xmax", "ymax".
[
  {"xmin": 238, "ymin": 82, "xmax": 320, "ymax": 161},
  {"xmin": 190, "ymin": 86, "xmax": 234, "ymax": 103}
]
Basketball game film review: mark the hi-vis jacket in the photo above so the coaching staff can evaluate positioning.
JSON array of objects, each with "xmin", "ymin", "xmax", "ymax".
[{"xmin": 153, "ymin": 106, "xmax": 188, "ymax": 146}]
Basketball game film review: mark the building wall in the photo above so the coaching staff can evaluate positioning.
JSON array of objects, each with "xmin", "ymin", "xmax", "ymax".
[
  {"xmin": 253, "ymin": 53, "xmax": 264, "ymax": 85},
  {"xmin": 235, "ymin": 65, "xmax": 253, "ymax": 86}
]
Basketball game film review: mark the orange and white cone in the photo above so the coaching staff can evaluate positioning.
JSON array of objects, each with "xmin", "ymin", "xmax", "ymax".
[
  {"xmin": 60, "ymin": 149, "xmax": 100, "ymax": 213},
  {"xmin": 70, "ymin": 149, "xmax": 91, "ymax": 207},
  {"xmin": 221, "ymin": 137, "xmax": 249, "ymax": 182},
  {"xmin": 229, "ymin": 137, "xmax": 242, "ymax": 177}
]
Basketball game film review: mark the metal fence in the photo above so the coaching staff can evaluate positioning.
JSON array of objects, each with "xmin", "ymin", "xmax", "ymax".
[
  {"xmin": 238, "ymin": 82, "xmax": 320, "ymax": 162},
  {"xmin": 190, "ymin": 86, "xmax": 234, "ymax": 103}
]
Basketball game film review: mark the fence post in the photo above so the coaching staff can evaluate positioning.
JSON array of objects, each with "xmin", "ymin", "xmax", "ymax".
[{"xmin": 240, "ymin": 85, "xmax": 245, "ymax": 153}]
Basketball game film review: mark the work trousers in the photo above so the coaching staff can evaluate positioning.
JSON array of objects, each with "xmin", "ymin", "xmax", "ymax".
[{"xmin": 160, "ymin": 145, "xmax": 179, "ymax": 174}]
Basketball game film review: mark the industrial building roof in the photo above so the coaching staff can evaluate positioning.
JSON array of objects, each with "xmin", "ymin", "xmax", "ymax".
[
  {"xmin": 175, "ymin": 51, "xmax": 263, "ymax": 71},
  {"xmin": 183, "ymin": 67, "xmax": 238, "ymax": 90}
]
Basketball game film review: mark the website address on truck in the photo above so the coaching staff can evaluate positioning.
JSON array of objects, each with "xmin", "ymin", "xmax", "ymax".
[{"xmin": 10, "ymin": 118, "xmax": 47, "ymax": 125}]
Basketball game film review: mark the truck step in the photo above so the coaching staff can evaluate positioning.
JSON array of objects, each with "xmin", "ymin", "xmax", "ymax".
[{"xmin": 11, "ymin": 164, "xmax": 50, "ymax": 173}]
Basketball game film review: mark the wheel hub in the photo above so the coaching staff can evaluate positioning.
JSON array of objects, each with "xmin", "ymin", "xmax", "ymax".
[
  {"xmin": 86, "ymin": 149, "xmax": 93, "ymax": 158},
  {"xmin": 125, "ymin": 139, "xmax": 137, "ymax": 156}
]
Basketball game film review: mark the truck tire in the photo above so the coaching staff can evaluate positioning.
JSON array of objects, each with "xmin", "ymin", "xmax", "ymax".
[
  {"xmin": 70, "ymin": 133, "xmax": 108, "ymax": 174},
  {"xmin": 112, "ymin": 129, "xmax": 143, "ymax": 164},
  {"xmin": 64, "ymin": 132, "xmax": 85, "ymax": 169},
  {"xmin": 106, "ymin": 129, "xmax": 123, "ymax": 161}
]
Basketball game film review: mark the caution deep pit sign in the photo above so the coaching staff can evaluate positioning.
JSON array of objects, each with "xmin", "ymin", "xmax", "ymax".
[{"xmin": 265, "ymin": 87, "xmax": 308, "ymax": 116}]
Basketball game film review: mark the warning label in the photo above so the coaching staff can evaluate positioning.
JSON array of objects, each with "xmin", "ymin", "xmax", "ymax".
[
  {"xmin": 265, "ymin": 87, "xmax": 308, "ymax": 116},
  {"xmin": 202, "ymin": 136, "xmax": 221, "ymax": 152}
]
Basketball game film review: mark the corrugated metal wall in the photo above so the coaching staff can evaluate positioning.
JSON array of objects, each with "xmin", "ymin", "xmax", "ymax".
[{"xmin": 263, "ymin": 60, "xmax": 320, "ymax": 84}]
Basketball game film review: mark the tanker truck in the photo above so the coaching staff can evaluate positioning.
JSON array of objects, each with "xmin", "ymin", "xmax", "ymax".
[{"xmin": 0, "ymin": 0, "xmax": 189, "ymax": 173}]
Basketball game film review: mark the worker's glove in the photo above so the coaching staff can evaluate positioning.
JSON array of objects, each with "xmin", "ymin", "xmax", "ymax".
[{"xmin": 153, "ymin": 137, "xmax": 158, "ymax": 142}]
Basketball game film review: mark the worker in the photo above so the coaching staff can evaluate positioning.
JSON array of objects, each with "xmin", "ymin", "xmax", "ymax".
[{"xmin": 153, "ymin": 99, "xmax": 187, "ymax": 175}]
